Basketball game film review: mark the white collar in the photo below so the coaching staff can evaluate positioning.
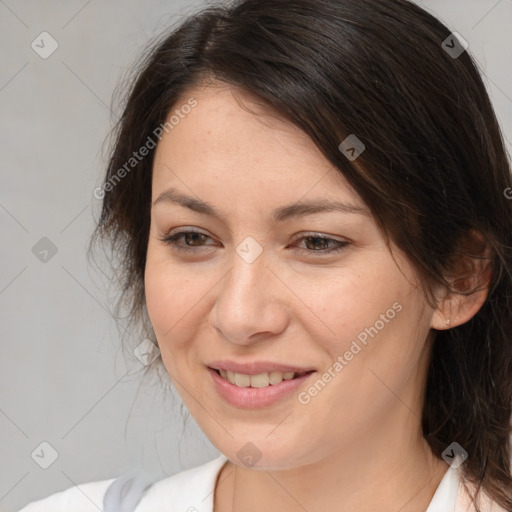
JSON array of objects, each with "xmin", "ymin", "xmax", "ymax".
[{"xmin": 425, "ymin": 466, "xmax": 460, "ymax": 512}]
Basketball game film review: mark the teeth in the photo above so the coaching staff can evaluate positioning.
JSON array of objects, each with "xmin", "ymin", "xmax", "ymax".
[
  {"xmin": 234, "ymin": 372, "xmax": 251, "ymax": 387},
  {"xmin": 218, "ymin": 369, "xmax": 303, "ymax": 387}
]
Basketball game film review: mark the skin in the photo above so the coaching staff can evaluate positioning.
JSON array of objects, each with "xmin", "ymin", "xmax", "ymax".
[{"xmin": 144, "ymin": 82, "xmax": 488, "ymax": 511}]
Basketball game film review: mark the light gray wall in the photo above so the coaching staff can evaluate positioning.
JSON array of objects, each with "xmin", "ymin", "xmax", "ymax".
[{"xmin": 1, "ymin": 1, "xmax": 510, "ymax": 510}]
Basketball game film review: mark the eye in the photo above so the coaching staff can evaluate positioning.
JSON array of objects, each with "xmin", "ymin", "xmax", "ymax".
[
  {"xmin": 158, "ymin": 229, "xmax": 349, "ymax": 256},
  {"xmin": 157, "ymin": 229, "xmax": 216, "ymax": 253},
  {"xmin": 291, "ymin": 234, "xmax": 350, "ymax": 255}
]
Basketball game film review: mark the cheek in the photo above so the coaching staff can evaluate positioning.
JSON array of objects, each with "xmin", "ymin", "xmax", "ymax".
[
  {"xmin": 144, "ymin": 260, "xmax": 203, "ymax": 382},
  {"xmin": 303, "ymin": 265, "xmax": 404, "ymax": 349},
  {"xmin": 307, "ymin": 257, "xmax": 428, "ymax": 391},
  {"xmin": 144, "ymin": 248, "xmax": 196, "ymax": 345}
]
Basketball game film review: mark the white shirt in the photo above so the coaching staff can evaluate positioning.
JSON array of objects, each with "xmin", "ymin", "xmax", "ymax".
[{"xmin": 17, "ymin": 454, "xmax": 506, "ymax": 512}]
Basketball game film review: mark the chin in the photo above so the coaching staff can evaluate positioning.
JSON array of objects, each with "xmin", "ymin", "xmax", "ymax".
[{"xmin": 211, "ymin": 435, "xmax": 319, "ymax": 471}]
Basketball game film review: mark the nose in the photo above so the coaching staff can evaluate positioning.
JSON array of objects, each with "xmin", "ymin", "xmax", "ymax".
[{"xmin": 209, "ymin": 248, "xmax": 290, "ymax": 346}]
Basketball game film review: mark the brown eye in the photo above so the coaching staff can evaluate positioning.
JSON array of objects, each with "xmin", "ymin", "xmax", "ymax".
[
  {"xmin": 158, "ymin": 230, "xmax": 215, "ymax": 253},
  {"xmin": 293, "ymin": 234, "xmax": 349, "ymax": 255},
  {"xmin": 178, "ymin": 232, "xmax": 208, "ymax": 246}
]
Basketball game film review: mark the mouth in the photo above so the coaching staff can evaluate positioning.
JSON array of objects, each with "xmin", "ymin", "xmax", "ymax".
[{"xmin": 209, "ymin": 367, "xmax": 316, "ymax": 388}]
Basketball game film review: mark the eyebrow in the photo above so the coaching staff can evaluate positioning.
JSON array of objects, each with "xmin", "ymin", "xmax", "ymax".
[{"xmin": 152, "ymin": 187, "xmax": 371, "ymax": 224}]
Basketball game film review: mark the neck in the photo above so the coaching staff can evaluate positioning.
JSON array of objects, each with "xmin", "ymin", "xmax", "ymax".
[{"xmin": 214, "ymin": 416, "xmax": 448, "ymax": 512}]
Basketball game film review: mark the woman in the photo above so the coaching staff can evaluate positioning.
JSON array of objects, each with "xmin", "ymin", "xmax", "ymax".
[{"xmin": 19, "ymin": 0, "xmax": 512, "ymax": 510}]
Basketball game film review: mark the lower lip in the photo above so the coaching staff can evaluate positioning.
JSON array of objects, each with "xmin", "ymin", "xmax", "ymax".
[{"xmin": 208, "ymin": 367, "xmax": 316, "ymax": 408}]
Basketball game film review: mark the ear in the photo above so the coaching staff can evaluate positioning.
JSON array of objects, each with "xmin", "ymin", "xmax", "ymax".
[{"xmin": 431, "ymin": 230, "xmax": 493, "ymax": 330}]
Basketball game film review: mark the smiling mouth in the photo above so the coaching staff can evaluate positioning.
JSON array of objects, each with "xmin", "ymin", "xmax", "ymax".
[{"xmin": 210, "ymin": 367, "xmax": 315, "ymax": 388}]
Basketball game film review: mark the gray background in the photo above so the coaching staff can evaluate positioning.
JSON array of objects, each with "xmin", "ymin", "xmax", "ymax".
[{"xmin": 1, "ymin": 1, "xmax": 511, "ymax": 510}]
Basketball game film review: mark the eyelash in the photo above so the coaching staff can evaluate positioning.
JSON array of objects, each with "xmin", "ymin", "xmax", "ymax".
[{"xmin": 157, "ymin": 230, "xmax": 350, "ymax": 256}]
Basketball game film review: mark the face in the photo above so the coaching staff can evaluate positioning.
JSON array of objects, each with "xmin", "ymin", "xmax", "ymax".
[{"xmin": 144, "ymin": 83, "xmax": 437, "ymax": 470}]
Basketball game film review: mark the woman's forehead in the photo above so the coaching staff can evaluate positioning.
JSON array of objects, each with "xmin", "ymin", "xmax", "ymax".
[{"xmin": 152, "ymin": 86, "xmax": 362, "ymax": 201}]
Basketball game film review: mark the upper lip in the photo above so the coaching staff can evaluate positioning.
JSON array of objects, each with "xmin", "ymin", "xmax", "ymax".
[{"xmin": 208, "ymin": 360, "xmax": 316, "ymax": 375}]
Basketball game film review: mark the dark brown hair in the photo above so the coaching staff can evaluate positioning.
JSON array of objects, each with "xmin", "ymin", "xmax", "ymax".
[{"xmin": 89, "ymin": 0, "xmax": 512, "ymax": 508}]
